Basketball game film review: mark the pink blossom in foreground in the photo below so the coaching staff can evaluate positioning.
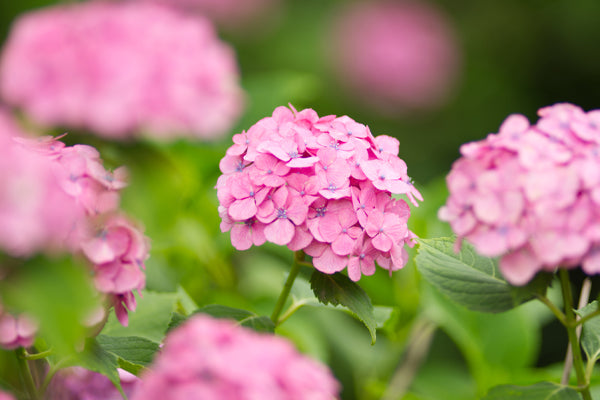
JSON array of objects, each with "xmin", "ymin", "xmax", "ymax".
[
  {"xmin": 132, "ymin": 315, "xmax": 339, "ymax": 400},
  {"xmin": 328, "ymin": 0, "xmax": 460, "ymax": 114},
  {"xmin": 0, "ymin": 2, "xmax": 244, "ymax": 140},
  {"xmin": 217, "ymin": 105, "xmax": 421, "ymax": 280},
  {"xmin": 0, "ymin": 390, "xmax": 15, "ymax": 400},
  {"xmin": 440, "ymin": 103, "xmax": 600, "ymax": 285},
  {"xmin": 46, "ymin": 367, "xmax": 140, "ymax": 400},
  {"xmin": 0, "ymin": 109, "xmax": 83, "ymax": 256},
  {"xmin": 0, "ymin": 306, "xmax": 37, "ymax": 349},
  {"xmin": 0, "ymin": 109, "xmax": 149, "ymax": 328}
]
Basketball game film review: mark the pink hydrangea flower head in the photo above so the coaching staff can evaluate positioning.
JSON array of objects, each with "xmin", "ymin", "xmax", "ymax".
[
  {"xmin": 0, "ymin": 109, "xmax": 85, "ymax": 256},
  {"xmin": 127, "ymin": 0, "xmax": 282, "ymax": 34},
  {"xmin": 328, "ymin": 0, "xmax": 461, "ymax": 114},
  {"xmin": 0, "ymin": 390, "xmax": 14, "ymax": 400},
  {"xmin": 46, "ymin": 367, "xmax": 140, "ymax": 400},
  {"xmin": 131, "ymin": 314, "xmax": 339, "ymax": 400},
  {"xmin": 0, "ymin": 307, "xmax": 38, "ymax": 350},
  {"xmin": 217, "ymin": 105, "xmax": 421, "ymax": 280},
  {"xmin": 440, "ymin": 103, "xmax": 600, "ymax": 285},
  {"xmin": 0, "ymin": 1, "xmax": 244, "ymax": 140}
]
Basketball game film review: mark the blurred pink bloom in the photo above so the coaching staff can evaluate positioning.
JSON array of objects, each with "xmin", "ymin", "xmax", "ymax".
[
  {"xmin": 132, "ymin": 314, "xmax": 340, "ymax": 400},
  {"xmin": 46, "ymin": 367, "xmax": 140, "ymax": 400},
  {"xmin": 0, "ymin": 2, "xmax": 244, "ymax": 140},
  {"xmin": 328, "ymin": 0, "xmax": 461, "ymax": 114},
  {"xmin": 217, "ymin": 105, "xmax": 420, "ymax": 280},
  {"xmin": 0, "ymin": 307, "xmax": 37, "ymax": 349},
  {"xmin": 440, "ymin": 103, "xmax": 600, "ymax": 285},
  {"xmin": 0, "ymin": 390, "xmax": 15, "ymax": 400},
  {"xmin": 127, "ymin": 0, "xmax": 281, "ymax": 33}
]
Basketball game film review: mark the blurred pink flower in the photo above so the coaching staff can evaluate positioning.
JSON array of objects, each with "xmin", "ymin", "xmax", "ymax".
[
  {"xmin": 440, "ymin": 103, "xmax": 600, "ymax": 285},
  {"xmin": 0, "ymin": 306, "xmax": 37, "ymax": 349},
  {"xmin": 126, "ymin": 0, "xmax": 281, "ymax": 33},
  {"xmin": 217, "ymin": 105, "xmax": 421, "ymax": 280},
  {"xmin": 132, "ymin": 314, "xmax": 339, "ymax": 400},
  {"xmin": 0, "ymin": 2, "xmax": 244, "ymax": 140},
  {"xmin": 0, "ymin": 389, "xmax": 15, "ymax": 400},
  {"xmin": 46, "ymin": 367, "xmax": 140, "ymax": 400},
  {"xmin": 328, "ymin": 0, "xmax": 461, "ymax": 114}
]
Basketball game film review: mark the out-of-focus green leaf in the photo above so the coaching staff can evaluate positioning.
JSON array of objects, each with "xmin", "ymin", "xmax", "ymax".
[
  {"xmin": 101, "ymin": 291, "xmax": 178, "ymax": 343},
  {"xmin": 576, "ymin": 300, "xmax": 600, "ymax": 363},
  {"xmin": 415, "ymin": 237, "xmax": 552, "ymax": 313},
  {"xmin": 194, "ymin": 304, "xmax": 275, "ymax": 333},
  {"xmin": 96, "ymin": 335, "xmax": 159, "ymax": 376},
  {"xmin": 310, "ymin": 270, "xmax": 377, "ymax": 344},
  {"xmin": 0, "ymin": 255, "xmax": 100, "ymax": 356},
  {"xmin": 482, "ymin": 382, "xmax": 582, "ymax": 399}
]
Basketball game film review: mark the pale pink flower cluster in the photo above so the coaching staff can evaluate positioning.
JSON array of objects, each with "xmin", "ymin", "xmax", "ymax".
[
  {"xmin": 0, "ymin": 390, "xmax": 14, "ymax": 400},
  {"xmin": 127, "ymin": 0, "xmax": 279, "ymax": 31},
  {"xmin": 132, "ymin": 315, "xmax": 339, "ymax": 400},
  {"xmin": 0, "ymin": 1, "xmax": 244, "ymax": 140},
  {"xmin": 0, "ymin": 109, "xmax": 148, "ymax": 343},
  {"xmin": 328, "ymin": 0, "xmax": 460, "ymax": 113},
  {"xmin": 0, "ymin": 305, "xmax": 37, "ymax": 350},
  {"xmin": 46, "ymin": 367, "xmax": 140, "ymax": 400},
  {"xmin": 217, "ymin": 105, "xmax": 421, "ymax": 281},
  {"xmin": 18, "ymin": 136, "xmax": 149, "ymax": 326},
  {"xmin": 440, "ymin": 103, "xmax": 600, "ymax": 285}
]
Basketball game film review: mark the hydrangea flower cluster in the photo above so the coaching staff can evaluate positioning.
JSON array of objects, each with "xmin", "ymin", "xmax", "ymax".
[
  {"xmin": 0, "ymin": 109, "xmax": 149, "ymax": 348},
  {"xmin": 328, "ymin": 0, "xmax": 460, "ymax": 113},
  {"xmin": 128, "ymin": 0, "xmax": 279, "ymax": 32},
  {"xmin": 0, "ymin": 1, "xmax": 244, "ymax": 140},
  {"xmin": 17, "ymin": 135, "xmax": 149, "ymax": 326},
  {"xmin": 439, "ymin": 103, "xmax": 600, "ymax": 285},
  {"xmin": 131, "ymin": 315, "xmax": 340, "ymax": 400},
  {"xmin": 217, "ymin": 105, "xmax": 421, "ymax": 281},
  {"xmin": 0, "ymin": 305, "xmax": 37, "ymax": 350},
  {"xmin": 46, "ymin": 367, "xmax": 140, "ymax": 400}
]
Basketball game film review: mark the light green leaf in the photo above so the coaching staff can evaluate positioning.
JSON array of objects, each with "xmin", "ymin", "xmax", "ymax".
[
  {"xmin": 101, "ymin": 291, "xmax": 178, "ymax": 343},
  {"xmin": 482, "ymin": 382, "xmax": 582, "ymax": 399},
  {"xmin": 576, "ymin": 300, "xmax": 600, "ymax": 362},
  {"xmin": 96, "ymin": 335, "xmax": 159, "ymax": 376},
  {"xmin": 415, "ymin": 237, "xmax": 551, "ymax": 313},
  {"xmin": 309, "ymin": 270, "xmax": 377, "ymax": 344}
]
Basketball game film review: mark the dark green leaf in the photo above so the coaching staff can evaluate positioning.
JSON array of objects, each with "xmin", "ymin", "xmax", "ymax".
[
  {"xmin": 166, "ymin": 311, "xmax": 187, "ymax": 333},
  {"xmin": 576, "ymin": 300, "xmax": 600, "ymax": 362},
  {"xmin": 68, "ymin": 338, "xmax": 125, "ymax": 398},
  {"xmin": 195, "ymin": 304, "xmax": 254, "ymax": 320},
  {"xmin": 309, "ymin": 270, "xmax": 377, "ymax": 344},
  {"xmin": 416, "ymin": 237, "xmax": 551, "ymax": 313},
  {"xmin": 96, "ymin": 335, "xmax": 159, "ymax": 376},
  {"xmin": 482, "ymin": 382, "xmax": 581, "ymax": 399},
  {"xmin": 195, "ymin": 305, "xmax": 275, "ymax": 333}
]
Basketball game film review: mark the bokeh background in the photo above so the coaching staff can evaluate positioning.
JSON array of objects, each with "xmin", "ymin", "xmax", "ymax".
[{"xmin": 1, "ymin": 0, "xmax": 600, "ymax": 399}]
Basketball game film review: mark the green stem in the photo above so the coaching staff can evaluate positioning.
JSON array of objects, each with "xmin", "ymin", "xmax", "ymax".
[
  {"xmin": 536, "ymin": 293, "xmax": 567, "ymax": 326},
  {"xmin": 270, "ymin": 251, "xmax": 304, "ymax": 326},
  {"xmin": 559, "ymin": 269, "xmax": 592, "ymax": 400},
  {"xmin": 15, "ymin": 348, "xmax": 39, "ymax": 400},
  {"xmin": 23, "ymin": 349, "xmax": 53, "ymax": 361}
]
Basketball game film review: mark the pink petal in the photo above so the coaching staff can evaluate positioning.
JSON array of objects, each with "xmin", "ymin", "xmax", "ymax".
[
  {"xmin": 228, "ymin": 197, "xmax": 257, "ymax": 221},
  {"xmin": 312, "ymin": 247, "xmax": 348, "ymax": 273},
  {"xmin": 264, "ymin": 218, "xmax": 295, "ymax": 245},
  {"xmin": 230, "ymin": 224, "xmax": 252, "ymax": 250}
]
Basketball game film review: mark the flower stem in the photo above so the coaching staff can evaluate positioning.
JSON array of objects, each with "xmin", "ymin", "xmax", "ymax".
[
  {"xmin": 559, "ymin": 269, "xmax": 592, "ymax": 400},
  {"xmin": 270, "ymin": 251, "xmax": 303, "ymax": 326},
  {"xmin": 23, "ymin": 349, "xmax": 53, "ymax": 361},
  {"xmin": 15, "ymin": 347, "xmax": 39, "ymax": 400}
]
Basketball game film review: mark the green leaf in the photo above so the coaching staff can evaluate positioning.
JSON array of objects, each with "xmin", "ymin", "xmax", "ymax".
[
  {"xmin": 415, "ymin": 237, "xmax": 551, "ymax": 313},
  {"xmin": 309, "ymin": 270, "xmax": 377, "ymax": 344},
  {"xmin": 482, "ymin": 382, "xmax": 582, "ymax": 399},
  {"xmin": 101, "ymin": 291, "xmax": 178, "ymax": 342},
  {"xmin": 576, "ymin": 300, "xmax": 600, "ymax": 362},
  {"xmin": 195, "ymin": 305, "xmax": 275, "ymax": 333},
  {"xmin": 67, "ymin": 338, "xmax": 125, "ymax": 398},
  {"xmin": 96, "ymin": 335, "xmax": 160, "ymax": 376}
]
